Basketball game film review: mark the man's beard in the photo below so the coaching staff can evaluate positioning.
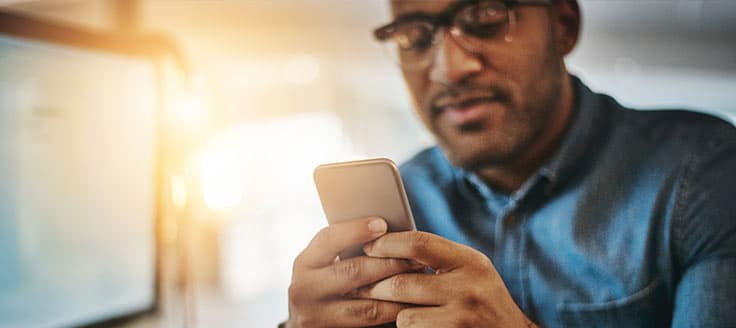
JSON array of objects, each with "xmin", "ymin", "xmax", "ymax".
[{"xmin": 427, "ymin": 78, "xmax": 561, "ymax": 171}]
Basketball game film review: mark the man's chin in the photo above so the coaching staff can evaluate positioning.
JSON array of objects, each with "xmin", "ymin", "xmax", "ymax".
[{"xmin": 441, "ymin": 144, "xmax": 517, "ymax": 171}]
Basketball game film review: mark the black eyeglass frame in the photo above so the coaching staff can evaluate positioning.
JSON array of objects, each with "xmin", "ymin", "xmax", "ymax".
[{"xmin": 373, "ymin": 0, "xmax": 551, "ymax": 43}]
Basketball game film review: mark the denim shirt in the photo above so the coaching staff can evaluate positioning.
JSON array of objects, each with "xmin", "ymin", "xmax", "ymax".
[{"xmin": 399, "ymin": 77, "xmax": 736, "ymax": 327}]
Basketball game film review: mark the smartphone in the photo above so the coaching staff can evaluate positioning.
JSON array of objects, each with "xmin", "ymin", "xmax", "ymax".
[{"xmin": 313, "ymin": 158, "xmax": 416, "ymax": 259}]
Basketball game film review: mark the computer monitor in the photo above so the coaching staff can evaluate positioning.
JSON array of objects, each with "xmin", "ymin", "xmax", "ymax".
[{"xmin": 0, "ymin": 12, "xmax": 164, "ymax": 327}]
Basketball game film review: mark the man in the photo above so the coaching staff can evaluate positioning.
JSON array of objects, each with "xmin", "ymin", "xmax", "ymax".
[{"xmin": 285, "ymin": 0, "xmax": 736, "ymax": 327}]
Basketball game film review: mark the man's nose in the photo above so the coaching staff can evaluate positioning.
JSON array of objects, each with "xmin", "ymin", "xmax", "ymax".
[{"xmin": 429, "ymin": 31, "xmax": 484, "ymax": 85}]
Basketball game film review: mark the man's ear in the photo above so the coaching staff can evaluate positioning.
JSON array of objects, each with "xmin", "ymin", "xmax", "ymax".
[{"xmin": 552, "ymin": 0, "xmax": 581, "ymax": 56}]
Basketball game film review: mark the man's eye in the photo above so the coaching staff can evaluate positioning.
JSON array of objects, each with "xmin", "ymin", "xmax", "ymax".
[
  {"xmin": 393, "ymin": 23, "xmax": 435, "ymax": 52},
  {"xmin": 459, "ymin": 22, "xmax": 505, "ymax": 39},
  {"xmin": 455, "ymin": 2, "xmax": 508, "ymax": 38}
]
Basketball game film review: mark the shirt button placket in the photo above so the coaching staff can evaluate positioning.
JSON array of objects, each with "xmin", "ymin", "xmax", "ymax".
[{"xmin": 494, "ymin": 209, "xmax": 526, "ymax": 307}]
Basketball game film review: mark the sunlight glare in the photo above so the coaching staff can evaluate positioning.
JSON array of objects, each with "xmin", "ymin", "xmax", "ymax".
[
  {"xmin": 171, "ymin": 175, "xmax": 188, "ymax": 209},
  {"xmin": 200, "ymin": 146, "xmax": 243, "ymax": 211}
]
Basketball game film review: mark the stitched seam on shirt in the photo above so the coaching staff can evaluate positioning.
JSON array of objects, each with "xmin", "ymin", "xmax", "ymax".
[
  {"xmin": 557, "ymin": 277, "xmax": 662, "ymax": 312},
  {"xmin": 519, "ymin": 215, "xmax": 528, "ymax": 312},
  {"xmin": 671, "ymin": 140, "xmax": 696, "ymax": 271},
  {"xmin": 519, "ymin": 212, "xmax": 540, "ymax": 322},
  {"xmin": 687, "ymin": 254, "xmax": 736, "ymax": 269},
  {"xmin": 670, "ymin": 131, "xmax": 734, "ymax": 270}
]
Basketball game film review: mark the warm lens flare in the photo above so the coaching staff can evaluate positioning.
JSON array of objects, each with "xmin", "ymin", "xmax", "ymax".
[
  {"xmin": 199, "ymin": 147, "xmax": 243, "ymax": 211},
  {"xmin": 169, "ymin": 93, "xmax": 204, "ymax": 128},
  {"xmin": 167, "ymin": 74, "xmax": 208, "ymax": 130},
  {"xmin": 170, "ymin": 175, "xmax": 188, "ymax": 209}
]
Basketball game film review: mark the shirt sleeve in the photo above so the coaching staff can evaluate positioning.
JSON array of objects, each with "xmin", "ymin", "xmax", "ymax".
[{"xmin": 671, "ymin": 130, "xmax": 736, "ymax": 327}]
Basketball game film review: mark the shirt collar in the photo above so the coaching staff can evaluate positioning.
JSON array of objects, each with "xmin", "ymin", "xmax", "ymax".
[{"xmin": 539, "ymin": 75, "xmax": 609, "ymax": 193}]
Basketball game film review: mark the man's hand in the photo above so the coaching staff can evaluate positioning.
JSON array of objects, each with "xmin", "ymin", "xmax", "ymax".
[
  {"xmin": 355, "ymin": 231, "xmax": 537, "ymax": 328},
  {"xmin": 287, "ymin": 217, "xmax": 419, "ymax": 328}
]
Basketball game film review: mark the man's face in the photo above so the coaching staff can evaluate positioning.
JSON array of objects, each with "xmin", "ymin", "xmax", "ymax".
[{"xmin": 391, "ymin": 0, "xmax": 570, "ymax": 170}]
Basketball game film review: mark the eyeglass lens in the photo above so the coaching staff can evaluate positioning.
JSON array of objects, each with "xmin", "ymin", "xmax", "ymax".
[{"xmin": 380, "ymin": 0, "xmax": 514, "ymax": 70}]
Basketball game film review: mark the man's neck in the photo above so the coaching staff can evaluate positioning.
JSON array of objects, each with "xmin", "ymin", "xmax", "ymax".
[{"xmin": 476, "ymin": 74, "xmax": 576, "ymax": 194}]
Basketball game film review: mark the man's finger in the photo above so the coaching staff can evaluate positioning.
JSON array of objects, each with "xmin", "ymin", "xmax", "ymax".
[
  {"xmin": 302, "ymin": 257, "xmax": 423, "ymax": 298},
  {"xmin": 363, "ymin": 231, "xmax": 478, "ymax": 271},
  {"xmin": 396, "ymin": 306, "xmax": 451, "ymax": 328},
  {"xmin": 318, "ymin": 299, "xmax": 411, "ymax": 327},
  {"xmin": 355, "ymin": 272, "xmax": 454, "ymax": 306},
  {"xmin": 295, "ymin": 217, "xmax": 388, "ymax": 268}
]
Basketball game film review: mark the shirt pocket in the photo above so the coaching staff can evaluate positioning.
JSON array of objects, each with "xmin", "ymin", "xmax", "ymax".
[{"xmin": 557, "ymin": 279, "xmax": 668, "ymax": 328}]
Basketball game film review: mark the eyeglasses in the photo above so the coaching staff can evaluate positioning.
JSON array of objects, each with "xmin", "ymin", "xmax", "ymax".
[{"xmin": 373, "ymin": 0, "xmax": 550, "ymax": 71}]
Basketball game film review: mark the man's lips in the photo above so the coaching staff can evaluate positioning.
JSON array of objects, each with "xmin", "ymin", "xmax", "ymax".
[{"xmin": 435, "ymin": 96, "xmax": 498, "ymax": 127}]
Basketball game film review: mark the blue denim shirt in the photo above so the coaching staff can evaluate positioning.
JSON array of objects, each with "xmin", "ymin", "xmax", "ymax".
[{"xmin": 399, "ymin": 77, "xmax": 736, "ymax": 327}]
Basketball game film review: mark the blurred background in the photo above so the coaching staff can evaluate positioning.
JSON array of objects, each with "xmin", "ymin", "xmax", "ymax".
[{"xmin": 0, "ymin": 0, "xmax": 734, "ymax": 327}]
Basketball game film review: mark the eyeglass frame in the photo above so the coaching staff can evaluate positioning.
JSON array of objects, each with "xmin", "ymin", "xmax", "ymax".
[{"xmin": 373, "ymin": 0, "xmax": 552, "ymax": 69}]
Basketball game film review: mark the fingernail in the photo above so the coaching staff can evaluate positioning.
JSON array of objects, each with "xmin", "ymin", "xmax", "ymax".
[
  {"xmin": 363, "ymin": 241, "xmax": 374, "ymax": 253},
  {"xmin": 367, "ymin": 218, "xmax": 387, "ymax": 234}
]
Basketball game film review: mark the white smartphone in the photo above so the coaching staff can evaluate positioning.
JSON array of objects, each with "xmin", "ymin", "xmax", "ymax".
[{"xmin": 313, "ymin": 158, "xmax": 416, "ymax": 259}]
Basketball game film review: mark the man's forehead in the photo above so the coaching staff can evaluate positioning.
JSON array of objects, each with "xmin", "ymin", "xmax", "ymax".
[{"xmin": 391, "ymin": 0, "xmax": 461, "ymax": 16}]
